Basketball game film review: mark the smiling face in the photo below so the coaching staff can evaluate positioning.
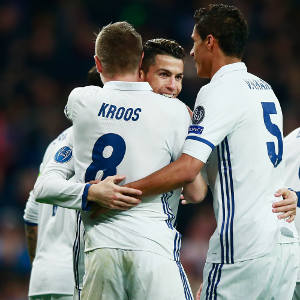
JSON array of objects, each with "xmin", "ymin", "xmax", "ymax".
[
  {"xmin": 141, "ymin": 54, "xmax": 184, "ymax": 98},
  {"xmin": 190, "ymin": 25, "xmax": 212, "ymax": 79}
]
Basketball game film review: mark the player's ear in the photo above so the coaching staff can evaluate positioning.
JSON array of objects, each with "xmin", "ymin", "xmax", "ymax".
[
  {"xmin": 205, "ymin": 34, "xmax": 215, "ymax": 52},
  {"xmin": 139, "ymin": 52, "xmax": 144, "ymax": 70},
  {"xmin": 139, "ymin": 68, "xmax": 146, "ymax": 81},
  {"xmin": 94, "ymin": 55, "xmax": 103, "ymax": 73}
]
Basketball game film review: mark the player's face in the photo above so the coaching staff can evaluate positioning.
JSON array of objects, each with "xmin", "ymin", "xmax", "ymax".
[
  {"xmin": 190, "ymin": 26, "xmax": 211, "ymax": 78},
  {"xmin": 141, "ymin": 54, "xmax": 184, "ymax": 98}
]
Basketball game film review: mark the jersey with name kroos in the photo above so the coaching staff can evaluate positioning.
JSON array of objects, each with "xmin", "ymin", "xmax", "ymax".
[
  {"xmin": 284, "ymin": 127, "xmax": 300, "ymax": 280},
  {"xmin": 24, "ymin": 127, "xmax": 76, "ymax": 296},
  {"xmin": 65, "ymin": 81, "xmax": 191, "ymax": 260},
  {"xmin": 183, "ymin": 62, "xmax": 298, "ymax": 264}
]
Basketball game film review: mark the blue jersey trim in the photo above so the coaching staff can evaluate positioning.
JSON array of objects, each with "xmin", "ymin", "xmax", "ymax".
[
  {"xmin": 205, "ymin": 263, "xmax": 223, "ymax": 300},
  {"xmin": 217, "ymin": 138, "xmax": 235, "ymax": 264},
  {"xmin": 225, "ymin": 138, "xmax": 235, "ymax": 263},
  {"xmin": 176, "ymin": 261, "xmax": 193, "ymax": 299},
  {"xmin": 186, "ymin": 136, "xmax": 215, "ymax": 150},
  {"xmin": 24, "ymin": 220, "xmax": 38, "ymax": 226},
  {"xmin": 221, "ymin": 142, "xmax": 231, "ymax": 264},
  {"xmin": 73, "ymin": 210, "xmax": 82, "ymax": 290},
  {"xmin": 205, "ymin": 264, "xmax": 216, "ymax": 300},
  {"xmin": 296, "ymin": 191, "xmax": 300, "ymax": 207},
  {"xmin": 212, "ymin": 264, "xmax": 223, "ymax": 299},
  {"xmin": 217, "ymin": 146, "xmax": 226, "ymax": 264},
  {"xmin": 81, "ymin": 184, "xmax": 92, "ymax": 211}
]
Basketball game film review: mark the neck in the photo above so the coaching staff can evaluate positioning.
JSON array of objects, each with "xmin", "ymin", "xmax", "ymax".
[
  {"xmin": 210, "ymin": 55, "xmax": 241, "ymax": 79},
  {"xmin": 101, "ymin": 71, "xmax": 141, "ymax": 84}
]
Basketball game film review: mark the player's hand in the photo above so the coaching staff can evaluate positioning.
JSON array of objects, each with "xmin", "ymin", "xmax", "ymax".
[
  {"xmin": 272, "ymin": 188, "xmax": 297, "ymax": 223},
  {"xmin": 87, "ymin": 175, "xmax": 142, "ymax": 210},
  {"xmin": 196, "ymin": 283, "xmax": 203, "ymax": 300},
  {"xmin": 180, "ymin": 194, "xmax": 192, "ymax": 205}
]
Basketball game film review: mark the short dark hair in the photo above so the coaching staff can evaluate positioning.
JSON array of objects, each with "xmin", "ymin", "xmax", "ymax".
[
  {"xmin": 95, "ymin": 21, "xmax": 143, "ymax": 77},
  {"xmin": 194, "ymin": 4, "xmax": 248, "ymax": 58},
  {"xmin": 87, "ymin": 66, "xmax": 103, "ymax": 87},
  {"xmin": 141, "ymin": 38, "xmax": 185, "ymax": 73}
]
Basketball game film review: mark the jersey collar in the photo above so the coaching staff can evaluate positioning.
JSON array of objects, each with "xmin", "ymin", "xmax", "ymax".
[
  {"xmin": 103, "ymin": 81, "xmax": 153, "ymax": 91},
  {"xmin": 210, "ymin": 62, "xmax": 247, "ymax": 83}
]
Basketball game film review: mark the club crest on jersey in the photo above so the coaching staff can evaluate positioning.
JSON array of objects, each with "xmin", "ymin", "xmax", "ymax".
[
  {"xmin": 54, "ymin": 146, "xmax": 72, "ymax": 163},
  {"xmin": 192, "ymin": 106, "xmax": 205, "ymax": 124}
]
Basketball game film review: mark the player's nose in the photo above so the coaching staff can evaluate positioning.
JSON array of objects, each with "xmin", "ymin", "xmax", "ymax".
[{"xmin": 166, "ymin": 77, "xmax": 176, "ymax": 90}]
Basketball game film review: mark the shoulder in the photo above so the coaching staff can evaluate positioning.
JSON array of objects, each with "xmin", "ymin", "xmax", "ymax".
[
  {"xmin": 51, "ymin": 126, "xmax": 73, "ymax": 147},
  {"xmin": 42, "ymin": 127, "xmax": 73, "ymax": 166},
  {"xmin": 69, "ymin": 85, "xmax": 102, "ymax": 98},
  {"xmin": 284, "ymin": 127, "xmax": 300, "ymax": 143}
]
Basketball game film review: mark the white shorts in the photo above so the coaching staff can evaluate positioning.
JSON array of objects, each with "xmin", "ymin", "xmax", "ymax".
[
  {"xmin": 82, "ymin": 248, "xmax": 193, "ymax": 300},
  {"xmin": 200, "ymin": 243, "xmax": 298, "ymax": 300},
  {"xmin": 29, "ymin": 295, "xmax": 73, "ymax": 300}
]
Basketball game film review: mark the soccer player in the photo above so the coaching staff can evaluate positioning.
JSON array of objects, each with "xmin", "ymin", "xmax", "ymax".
[
  {"xmin": 283, "ymin": 127, "xmax": 300, "ymax": 300},
  {"xmin": 24, "ymin": 127, "xmax": 77, "ymax": 300},
  {"xmin": 37, "ymin": 21, "xmax": 200, "ymax": 299},
  {"xmin": 23, "ymin": 67, "xmax": 142, "ymax": 300},
  {"xmin": 140, "ymin": 38, "xmax": 184, "ymax": 98},
  {"xmin": 89, "ymin": 5, "xmax": 298, "ymax": 299}
]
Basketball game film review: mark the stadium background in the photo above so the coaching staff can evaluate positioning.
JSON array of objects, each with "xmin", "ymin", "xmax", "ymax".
[{"xmin": 0, "ymin": 0, "xmax": 299, "ymax": 298}]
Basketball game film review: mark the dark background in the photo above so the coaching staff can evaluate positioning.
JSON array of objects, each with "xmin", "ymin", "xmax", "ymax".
[{"xmin": 0, "ymin": 0, "xmax": 299, "ymax": 298}]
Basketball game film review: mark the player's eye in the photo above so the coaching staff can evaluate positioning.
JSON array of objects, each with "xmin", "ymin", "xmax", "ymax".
[
  {"xmin": 159, "ymin": 72, "xmax": 169, "ymax": 78},
  {"xmin": 175, "ymin": 75, "xmax": 183, "ymax": 81}
]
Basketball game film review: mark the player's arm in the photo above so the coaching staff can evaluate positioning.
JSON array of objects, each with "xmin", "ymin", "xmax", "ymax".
[
  {"xmin": 24, "ymin": 191, "xmax": 39, "ymax": 264},
  {"xmin": 25, "ymin": 224, "xmax": 38, "ymax": 264},
  {"xmin": 33, "ymin": 130, "xmax": 86, "ymax": 210},
  {"xmin": 182, "ymin": 171, "xmax": 208, "ymax": 204},
  {"xmin": 34, "ymin": 130, "xmax": 141, "ymax": 210},
  {"xmin": 272, "ymin": 188, "xmax": 298, "ymax": 222},
  {"xmin": 125, "ymin": 87, "xmax": 241, "ymax": 198}
]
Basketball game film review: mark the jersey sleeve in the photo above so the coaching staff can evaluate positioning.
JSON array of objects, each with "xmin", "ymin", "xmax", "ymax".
[
  {"xmin": 64, "ymin": 87, "xmax": 82, "ymax": 122},
  {"xmin": 170, "ymin": 103, "xmax": 191, "ymax": 161},
  {"xmin": 183, "ymin": 85, "xmax": 243, "ymax": 163},
  {"xmin": 23, "ymin": 190, "xmax": 39, "ymax": 225},
  {"xmin": 33, "ymin": 128, "xmax": 90, "ymax": 211}
]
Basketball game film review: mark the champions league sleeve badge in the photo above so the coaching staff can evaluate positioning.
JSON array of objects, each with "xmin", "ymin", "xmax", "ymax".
[
  {"xmin": 192, "ymin": 105, "xmax": 205, "ymax": 124},
  {"xmin": 54, "ymin": 146, "xmax": 73, "ymax": 163}
]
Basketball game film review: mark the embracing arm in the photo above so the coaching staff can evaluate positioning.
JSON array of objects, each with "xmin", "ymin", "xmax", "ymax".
[
  {"xmin": 272, "ymin": 188, "xmax": 298, "ymax": 223},
  {"xmin": 182, "ymin": 171, "xmax": 208, "ymax": 204},
  {"xmin": 126, "ymin": 154, "xmax": 204, "ymax": 197}
]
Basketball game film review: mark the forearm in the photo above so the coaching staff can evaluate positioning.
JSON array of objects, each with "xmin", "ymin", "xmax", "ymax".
[
  {"xmin": 34, "ymin": 172, "xmax": 87, "ymax": 210},
  {"xmin": 126, "ymin": 154, "xmax": 204, "ymax": 197},
  {"xmin": 183, "ymin": 171, "xmax": 208, "ymax": 203},
  {"xmin": 24, "ymin": 224, "xmax": 38, "ymax": 264}
]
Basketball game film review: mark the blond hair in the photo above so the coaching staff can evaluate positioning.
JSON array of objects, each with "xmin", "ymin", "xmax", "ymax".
[{"xmin": 95, "ymin": 21, "xmax": 143, "ymax": 77}]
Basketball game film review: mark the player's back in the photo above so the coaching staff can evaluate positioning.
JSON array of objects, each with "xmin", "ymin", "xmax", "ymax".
[
  {"xmin": 186, "ymin": 63, "xmax": 297, "ymax": 264},
  {"xmin": 66, "ymin": 81, "xmax": 190, "ymax": 260},
  {"xmin": 27, "ymin": 128, "xmax": 76, "ymax": 296}
]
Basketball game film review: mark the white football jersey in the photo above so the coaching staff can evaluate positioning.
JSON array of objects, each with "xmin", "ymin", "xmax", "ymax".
[
  {"xmin": 24, "ymin": 127, "xmax": 76, "ymax": 296},
  {"xmin": 283, "ymin": 127, "xmax": 300, "ymax": 280},
  {"xmin": 183, "ymin": 62, "xmax": 297, "ymax": 264},
  {"xmin": 65, "ymin": 81, "xmax": 191, "ymax": 260}
]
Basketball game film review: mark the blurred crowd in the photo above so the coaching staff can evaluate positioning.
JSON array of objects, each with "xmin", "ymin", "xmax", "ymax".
[{"xmin": 0, "ymin": 0, "xmax": 299, "ymax": 298}]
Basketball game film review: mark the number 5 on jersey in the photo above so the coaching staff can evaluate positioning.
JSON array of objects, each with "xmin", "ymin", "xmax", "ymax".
[
  {"xmin": 261, "ymin": 102, "xmax": 283, "ymax": 168},
  {"xmin": 85, "ymin": 133, "xmax": 126, "ymax": 182}
]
